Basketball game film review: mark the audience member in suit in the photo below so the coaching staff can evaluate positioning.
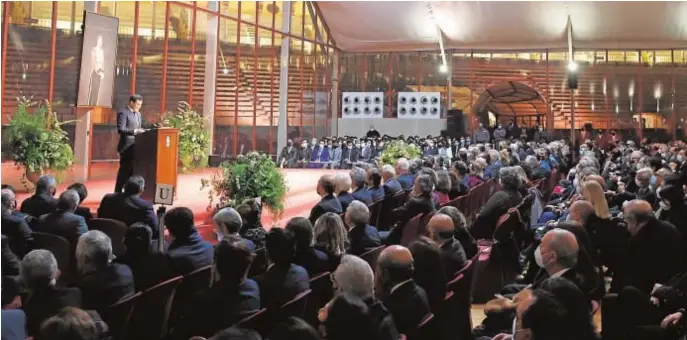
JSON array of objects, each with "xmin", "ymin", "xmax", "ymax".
[
  {"xmin": 20, "ymin": 175, "xmax": 57, "ymax": 219},
  {"xmin": 656, "ymin": 184, "xmax": 687, "ymax": 245},
  {"xmin": 313, "ymin": 213, "xmax": 348, "ymax": 273},
  {"xmin": 268, "ymin": 317, "xmax": 321, "ymax": 340},
  {"xmin": 319, "ymin": 293, "xmax": 375, "ymax": 340},
  {"xmin": 75, "ymin": 230, "xmax": 135, "ymax": 314},
  {"xmin": 1, "ymin": 309, "xmax": 26, "ymax": 340},
  {"xmin": 350, "ymin": 167, "xmax": 373, "ymax": 205},
  {"xmin": 165, "ymin": 207, "xmax": 214, "ymax": 277},
  {"xmin": 1, "ymin": 189, "xmax": 34, "ymax": 257},
  {"xmin": 308, "ymin": 175, "xmax": 343, "ymax": 225},
  {"xmin": 97, "ymin": 175, "xmax": 159, "ymax": 238},
  {"xmin": 344, "ymin": 201, "xmax": 381, "ymax": 256},
  {"xmin": 341, "ymin": 142, "xmax": 359, "ymax": 169},
  {"xmin": 258, "ymin": 228, "xmax": 310, "ymax": 311},
  {"xmin": 366, "ymin": 168, "xmax": 385, "ymax": 202},
  {"xmin": 297, "ymin": 140, "xmax": 312, "ymax": 168},
  {"xmin": 381, "ymin": 165, "xmax": 403, "ymax": 197},
  {"xmin": 408, "ymin": 237, "xmax": 447, "ymax": 315},
  {"xmin": 434, "ymin": 170, "xmax": 453, "ymax": 206},
  {"xmin": 383, "ymin": 174, "xmax": 436, "ymax": 245},
  {"xmin": 2, "ymin": 235, "xmax": 21, "ymax": 277},
  {"xmin": 552, "ymin": 222, "xmax": 606, "ymax": 302},
  {"xmin": 471, "ymin": 166, "xmax": 524, "ymax": 240},
  {"xmin": 537, "ymin": 277, "xmax": 598, "ymax": 340},
  {"xmin": 332, "ymin": 255, "xmax": 399, "ymax": 340},
  {"xmin": 116, "ymin": 223, "xmax": 170, "ymax": 292},
  {"xmin": 437, "ymin": 206, "xmax": 478, "ymax": 260},
  {"xmin": 427, "ymin": 213, "xmax": 467, "ymax": 278},
  {"xmin": 213, "ymin": 207, "xmax": 255, "ymax": 251},
  {"xmin": 21, "ymin": 250, "xmax": 82, "ymax": 336},
  {"xmin": 279, "ymin": 139, "xmax": 298, "ymax": 168},
  {"xmin": 286, "ymin": 217, "xmax": 330, "ymax": 276},
  {"xmin": 395, "ymin": 158, "xmax": 415, "ymax": 191},
  {"xmin": 334, "ymin": 173, "xmax": 355, "ymax": 212},
  {"xmin": 450, "ymin": 161, "xmax": 471, "ymax": 198},
  {"xmin": 185, "ymin": 237, "xmax": 261, "ymax": 337},
  {"xmin": 66, "ymin": 183, "xmax": 93, "ymax": 221},
  {"xmin": 376, "ymin": 245, "xmax": 431, "ymax": 335},
  {"xmin": 36, "ymin": 190, "xmax": 88, "ymax": 252},
  {"xmin": 36, "ymin": 307, "xmax": 104, "ymax": 340},
  {"xmin": 611, "ymin": 200, "xmax": 686, "ymax": 294}
]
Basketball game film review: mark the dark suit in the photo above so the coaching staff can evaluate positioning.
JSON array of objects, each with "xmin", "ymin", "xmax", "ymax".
[
  {"xmin": 308, "ymin": 194, "xmax": 343, "ymax": 225},
  {"xmin": 439, "ymin": 238, "xmax": 468, "ymax": 278},
  {"xmin": 115, "ymin": 106, "xmax": 142, "ymax": 193},
  {"xmin": 36, "ymin": 211, "xmax": 88, "ymax": 251},
  {"xmin": 78, "ymin": 263, "xmax": 135, "ymax": 314},
  {"xmin": 341, "ymin": 147, "xmax": 359, "ymax": 169},
  {"xmin": 20, "ymin": 193, "xmax": 57, "ymax": 218},
  {"xmin": 279, "ymin": 146, "xmax": 297, "ymax": 168},
  {"xmin": 347, "ymin": 224, "xmax": 381, "ymax": 256},
  {"xmin": 116, "ymin": 249, "xmax": 171, "ymax": 292},
  {"xmin": 471, "ymin": 189, "xmax": 522, "ymax": 240},
  {"xmin": 293, "ymin": 246, "xmax": 330, "ymax": 276},
  {"xmin": 351, "ymin": 187, "xmax": 373, "ymax": 205},
  {"xmin": 365, "ymin": 298, "xmax": 400, "ymax": 340},
  {"xmin": 381, "ymin": 280, "xmax": 431, "ymax": 335},
  {"xmin": 74, "ymin": 206, "xmax": 94, "ymax": 221},
  {"xmin": 391, "ymin": 195, "xmax": 435, "ymax": 226},
  {"xmin": 383, "ymin": 178, "xmax": 403, "ymax": 197},
  {"xmin": 398, "ymin": 174, "xmax": 415, "ymax": 191},
  {"xmin": 367, "ymin": 186, "xmax": 385, "ymax": 202},
  {"xmin": 23, "ymin": 285, "xmax": 81, "ymax": 336},
  {"xmin": 2, "ymin": 235, "xmax": 21, "ymax": 277},
  {"xmin": 258, "ymin": 263, "xmax": 310, "ymax": 311},
  {"xmin": 1, "ymin": 212, "xmax": 34, "ymax": 257},
  {"xmin": 167, "ymin": 230, "xmax": 214, "ymax": 278},
  {"xmin": 1, "ymin": 309, "xmax": 26, "ymax": 340},
  {"xmin": 337, "ymin": 191, "xmax": 354, "ymax": 212},
  {"xmin": 97, "ymin": 192, "xmax": 159, "ymax": 238}
]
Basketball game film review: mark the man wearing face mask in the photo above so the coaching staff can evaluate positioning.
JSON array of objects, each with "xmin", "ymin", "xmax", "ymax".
[
  {"xmin": 655, "ymin": 184, "xmax": 687, "ymax": 245},
  {"xmin": 474, "ymin": 123, "xmax": 490, "ymax": 144},
  {"xmin": 297, "ymin": 140, "xmax": 311, "ymax": 168},
  {"xmin": 329, "ymin": 141, "xmax": 342, "ymax": 169},
  {"xmin": 340, "ymin": 141, "xmax": 358, "ymax": 169},
  {"xmin": 279, "ymin": 139, "xmax": 297, "ymax": 168},
  {"xmin": 493, "ymin": 124, "xmax": 507, "ymax": 143}
]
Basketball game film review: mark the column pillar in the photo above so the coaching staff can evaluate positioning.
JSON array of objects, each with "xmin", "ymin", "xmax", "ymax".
[
  {"xmin": 204, "ymin": 1, "xmax": 218, "ymax": 155},
  {"xmin": 276, "ymin": 4, "xmax": 291, "ymax": 154},
  {"xmin": 73, "ymin": 1, "xmax": 98, "ymax": 182},
  {"xmin": 330, "ymin": 50, "xmax": 340, "ymax": 136}
]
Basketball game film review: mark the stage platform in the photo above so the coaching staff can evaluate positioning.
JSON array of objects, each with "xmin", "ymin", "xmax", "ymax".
[{"xmin": 2, "ymin": 162, "xmax": 333, "ymax": 242}]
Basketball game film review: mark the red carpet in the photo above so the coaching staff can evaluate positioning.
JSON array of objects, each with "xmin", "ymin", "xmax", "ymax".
[{"xmin": 2, "ymin": 162, "xmax": 334, "ymax": 242}]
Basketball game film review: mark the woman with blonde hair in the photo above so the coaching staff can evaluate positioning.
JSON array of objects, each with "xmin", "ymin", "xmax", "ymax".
[
  {"xmin": 581, "ymin": 180, "xmax": 611, "ymax": 219},
  {"xmin": 314, "ymin": 212, "xmax": 349, "ymax": 272}
]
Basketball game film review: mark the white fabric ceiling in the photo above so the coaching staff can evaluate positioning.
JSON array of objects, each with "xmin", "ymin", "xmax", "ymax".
[{"xmin": 317, "ymin": 1, "xmax": 687, "ymax": 52}]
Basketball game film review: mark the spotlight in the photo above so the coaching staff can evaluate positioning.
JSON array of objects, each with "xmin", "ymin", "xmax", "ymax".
[
  {"xmin": 567, "ymin": 61, "xmax": 578, "ymax": 72},
  {"xmin": 223, "ymin": 68, "xmax": 229, "ymax": 75},
  {"xmin": 439, "ymin": 64, "xmax": 447, "ymax": 73}
]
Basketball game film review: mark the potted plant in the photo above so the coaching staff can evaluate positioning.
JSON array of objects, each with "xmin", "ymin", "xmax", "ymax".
[
  {"xmin": 159, "ymin": 101, "xmax": 210, "ymax": 172},
  {"xmin": 379, "ymin": 139, "xmax": 422, "ymax": 166},
  {"xmin": 201, "ymin": 152, "xmax": 287, "ymax": 219},
  {"xmin": 4, "ymin": 97, "xmax": 74, "ymax": 185}
]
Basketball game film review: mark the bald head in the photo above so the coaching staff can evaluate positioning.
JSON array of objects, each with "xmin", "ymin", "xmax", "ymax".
[
  {"xmin": 568, "ymin": 200, "xmax": 595, "ymax": 225},
  {"xmin": 378, "ymin": 245, "xmax": 414, "ymax": 285},
  {"xmin": 428, "ymin": 213, "xmax": 455, "ymax": 241},
  {"xmin": 1, "ymin": 189, "xmax": 16, "ymax": 214},
  {"xmin": 624, "ymin": 200, "xmax": 654, "ymax": 236},
  {"xmin": 540, "ymin": 229, "xmax": 579, "ymax": 273}
]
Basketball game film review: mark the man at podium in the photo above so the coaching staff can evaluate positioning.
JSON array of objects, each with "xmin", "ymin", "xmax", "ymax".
[{"xmin": 115, "ymin": 94, "xmax": 146, "ymax": 193}]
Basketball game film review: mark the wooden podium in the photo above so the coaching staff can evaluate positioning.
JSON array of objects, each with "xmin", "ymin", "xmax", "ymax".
[{"xmin": 132, "ymin": 128, "xmax": 180, "ymax": 204}]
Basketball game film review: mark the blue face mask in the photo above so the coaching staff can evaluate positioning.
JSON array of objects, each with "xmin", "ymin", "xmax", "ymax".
[
  {"xmin": 650, "ymin": 175, "xmax": 657, "ymax": 186},
  {"xmin": 678, "ymin": 155, "xmax": 684, "ymax": 162}
]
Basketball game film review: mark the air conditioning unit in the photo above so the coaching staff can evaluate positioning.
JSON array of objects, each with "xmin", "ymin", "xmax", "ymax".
[
  {"xmin": 397, "ymin": 92, "xmax": 441, "ymax": 119},
  {"xmin": 341, "ymin": 92, "xmax": 384, "ymax": 118}
]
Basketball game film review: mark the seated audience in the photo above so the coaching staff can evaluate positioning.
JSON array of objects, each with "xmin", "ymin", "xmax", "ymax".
[
  {"xmin": 331, "ymin": 255, "xmax": 399, "ymax": 340},
  {"xmin": 376, "ymin": 245, "xmax": 431, "ymax": 335},
  {"xmin": 656, "ymin": 184, "xmax": 687, "ymax": 243},
  {"xmin": 471, "ymin": 166, "xmax": 524, "ymax": 240},
  {"xmin": 366, "ymin": 168, "xmax": 385, "ymax": 202},
  {"xmin": 165, "ymin": 207, "xmax": 214, "ymax": 277},
  {"xmin": 97, "ymin": 175, "xmax": 159, "ymax": 238},
  {"xmin": 20, "ymin": 175, "xmax": 57, "ymax": 218},
  {"xmin": 344, "ymin": 201, "xmax": 381, "ymax": 256},
  {"xmin": 436, "ymin": 206, "xmax": 478, "ymax": 259},
  {"xmin": 269, "ymin": 317, "xmax": 321, "ymax": 340},
  {"xmin": 236, "ymin": 199, "xmax": 267, "ymax": 249},
  {"xmin": 213, "ymin": 206, "xmax": 255, "ymax": 251},
  {"xmin": 258, "ymin": 228, "xmax": 310, "ymax": 311},
  {"xmin": 319, "ymin": 293, "xmax": 374, "ymax": 340},
  {"xmin": 36, "ymin": 189, "xmax": 88, "ymax": 251},
  {"xmin": 450, "ymin": 161, "xmax": 471, "ymax": 197},
  {"xmin": 390, "ymin": 174, "xmax": 436, "ymax": 227},
  {"xmin": 538, "ymin": 277, "xmax": 598, "ymax": 340},
  {"xmin": 381, "ymin": 165, "xmax": 403, "ymax": 197},
  {"xmin": 334, "ymin": 173, "xmax": 354, "ymax": 212},
  {"xmin": 308, "ymin": 174, "xmax": 343, "ymax": 225},
  {"xmin": 115, "ymin": 223, "xmax": 170, "ymax": 291},
  {"xmin": 1, "ymin": 188, "xmax": 34, "ymax": 257},
  {"xmin": 434, "ymin": 170, "xmax": 452, "ymax": 206},
  {"xmin": 466, "ymin": 158, "xmax": 486, "ymax": 188},
  {"xmin": 395, "ymin": 158, "xmax": 414, "ymax": 191},
  {"xmin": 21, "ymin": 249, "xmax": 81, "ymax": 336},
  {"xmin": 2, "ymin": 235, "xmax": 21, "ymax": 277},
  {"xmin": 286, "ymin": 217, "xmax": 330, "ymax": 276},
  {"xmin": 67, "ymin": 183, "xmax": 93, "ymax": 221},
  {"xmin": 75, "ymin": 230, "xmax": 134, "ymax": 314},
  {"xmin": 36, "ymin": 307, "xmax": 100, "ymax": 340},
  {"xmin": 313, "ymin": 212, "xmax": 348, "ymax": 272},
  {"xmin": 427, "ymin": 213, "xmax": 468, "ymax": 277},
  {"xmin": 408, "ymin": 237, "xmax": 447, "ymax": 314},
  {"xmin": 350, "ymin": 167, "xmax": 373, "ymax": 205}
]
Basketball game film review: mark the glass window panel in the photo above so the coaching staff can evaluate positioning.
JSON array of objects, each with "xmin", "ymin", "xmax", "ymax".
[
  {"xmin": 608, "ymin": 51, "xmax": 624, "ymax": 63},
  {"xmin": 674, "ymin": 50, "xmax": 686, "ymax": 64},
  {"xmin": 138, "ymin": 2, "xmax": 166, "ymax": 40},
  {"xmin": 164, "ymin": 4, "xmax": 193, "ymax": 112},
  {"xmin": 196, "ymin": 1, "xmax": 212, "ymax": 11},
  {"xmin": 655, "ymin": 50, "xmax": 673, "ymax": 64},
  {"xmin": 548, "ymin": 52, "xmax": 567, "ymax": 61},
  {"xmin": 135, "ymin": 2, "xmax": 166, "ymax": 119},
  {"xmin": 215, "ymin": 17, "xmax": 238, "ymax": 155},
  {"xmin": 53, "ymin": 1, "xmax": 84, "ymax": 121},
  {"xmin": 273, "ymin": 1, "xmax": 285, "ymax": 32},
  {"xmin": 257, "ymin": 1, "xmax": 275, "ymax": 29},
  {"xmin": 303, "ymin": 3, "xmax": 315, "ymax": 41},
  {"xmin": 625, "ymin": 51, "xmax": 640, "ymax": 63},
  {"xmin": 190, "ymin": 10, "xmax": 212, "ymax": 115},
  {"xmin": 241, "ymin": 1, "xmax": 256, "ymax": 24},
  {"xmin": 290, "ymin": 1, "xmax": 303, "ymax": 38},
  {"xmin": 574, "ymin": 51, "xmax": 595, "ymax": 64},
  {"xmin": 595, "ymin": 51, "xmax": 607, "ymax": 63},
  {"xmin": 221, "ymin": 2, "xmax": 239, "ymax": 19}
]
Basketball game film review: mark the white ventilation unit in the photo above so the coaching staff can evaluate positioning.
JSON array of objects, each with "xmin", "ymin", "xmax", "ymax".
[
  {"xmin": 397, "ymin": 92, "xmax": 441, "ymax": 119},
  {"xmin": 341, "ymin": 92, "xmax": 384, "ymax": 118}
]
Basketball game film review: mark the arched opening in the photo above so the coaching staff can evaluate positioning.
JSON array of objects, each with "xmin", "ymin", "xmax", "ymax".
[{"xmin": 472, "ymin": 81, "xmax": 549, "ymax": 129}]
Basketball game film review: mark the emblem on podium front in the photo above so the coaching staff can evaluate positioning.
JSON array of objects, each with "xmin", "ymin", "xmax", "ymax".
[
  {"xmin": 154, "ymin": 183, "xmax": 174, "ymax": 205},
  {"xmin": 165, "ymin": 136, "xmax": 171, "ymax": 148}
]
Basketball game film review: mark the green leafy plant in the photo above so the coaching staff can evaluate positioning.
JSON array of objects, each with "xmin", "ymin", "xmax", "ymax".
[
  {"xmin": 379, "ymin": 140, "xmax": 422, "ymax": 166},
  {"xmin": 4, "ymin": 96, "xmax": 74, "ymax": 180},
  {"xmin": 201, "ymin": 152, "xmax": 287, "ymax": 218},
  {"xmin": 160, "ymin": 102, "xmax": 209, "ymax": 172}
]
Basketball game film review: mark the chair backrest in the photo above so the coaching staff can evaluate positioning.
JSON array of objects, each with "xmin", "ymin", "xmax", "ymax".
[
  {"xmin": 235, "ymin": 308, "xmax": 268, "ymax": 330},
  {"xmin": 88, "ymin": 218, "xmax": 128, "ymax": 257},
  {"xmin": 368, "ymin": 199, "xmax": 384, "ymax": 228},
  {"xmin": 181, "ymin": 265, "xmax": 213, "ymax": 293},
  {"xmin": 406, "ymin": 313, "xmax": 436, "ymax": 340},
  {"xmin": 378, "ymin": 192, "xmax": 407, "ymax": 231},
  {"xmin": 129, "ymin": 275, "xmax": 183, "ymax": 340},
  {"xmin": 304, "ymin": 272, "xmax": 333, "ymax": 326},
  {"xmin": 249, "ymin": 248, "xmax": 267, "ymax": 278},
  {"xmin": 400, "ymin": 214, "xmax": 423, "ymax": 247},
  {"xmin": 102, "ymin": 292, "xmax": 142, "ymax": 340},
  {"xmin": 279, "ymin": 289, "xmax": 312, "ymax": 320},
  {"xmin": 360, "ymin": 245, "xmax": 386, "ymax": 274},
  {"xmin": 31, "ymin": 232, "xmax": 71, "ymax": 276}
]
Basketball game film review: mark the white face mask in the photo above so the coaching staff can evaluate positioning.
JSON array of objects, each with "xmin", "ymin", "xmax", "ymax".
[
  {"xmin": 534, "ymin": 246, "xmax": 546, "ymax": 268},
  {"xmin": 660, "ymin": 201, "xmax": 671, "ymax": 211}
]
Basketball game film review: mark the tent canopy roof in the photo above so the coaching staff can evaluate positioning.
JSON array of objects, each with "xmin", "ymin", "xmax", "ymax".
[{"xmin": 318, "ymin": 1, "xmax": 687, "ymax": 52}]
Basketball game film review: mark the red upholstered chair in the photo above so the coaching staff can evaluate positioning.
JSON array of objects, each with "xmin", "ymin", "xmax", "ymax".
[
  {"xmin": 400, "ymin": 212, "xmax": 435, "ymax": 247},
  {"xmin": 360, "ymin": 245, "xmax": 386, "ymax": 274},
  {"xmin": 444, "ymin": 260, "xmax": 476, "ymax": 340},
  {"xmin": 102, "ymin": 292, "xmax": 141, "ymax": 340},
  {"xmin": 249, "ymin": 247, "xmax": 267, "ymax": 278},
  {"xmin": 88, "ymin": 218, "xmax": 128, "ymax": 257},
  {"xmin": 170, "ymin": 265, "xmax": 213, "ymax": 328},
  {"xmin": 305, "ymin": 272, "xmax": 333, "ymax": 326},
  {"xmin": 378, "ymin": 191, "xmax": 408, "ymax": 231},
  {"xmin": 406, "ymin": 313, "xmax": 437, "ymax": 340},
  {"xmin": 235, "ymin": 308, "xmax": 268, "ymax": 331},
  {"xmin": 368, "ymin": 198, "xmax": 384, "ymax": 228},
  {"xmin": 279, "ymin": 289, "xmax": 312, "ymax": 320},
  {"xmin": 128, "ymin": 275, "xmax": 183, "ymax": 340}
]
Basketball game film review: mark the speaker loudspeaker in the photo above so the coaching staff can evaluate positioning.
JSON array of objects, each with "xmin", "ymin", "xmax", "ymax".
[{"xmin": 447, "ymin": 109, "xmax": 467, "ymax": 138}]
